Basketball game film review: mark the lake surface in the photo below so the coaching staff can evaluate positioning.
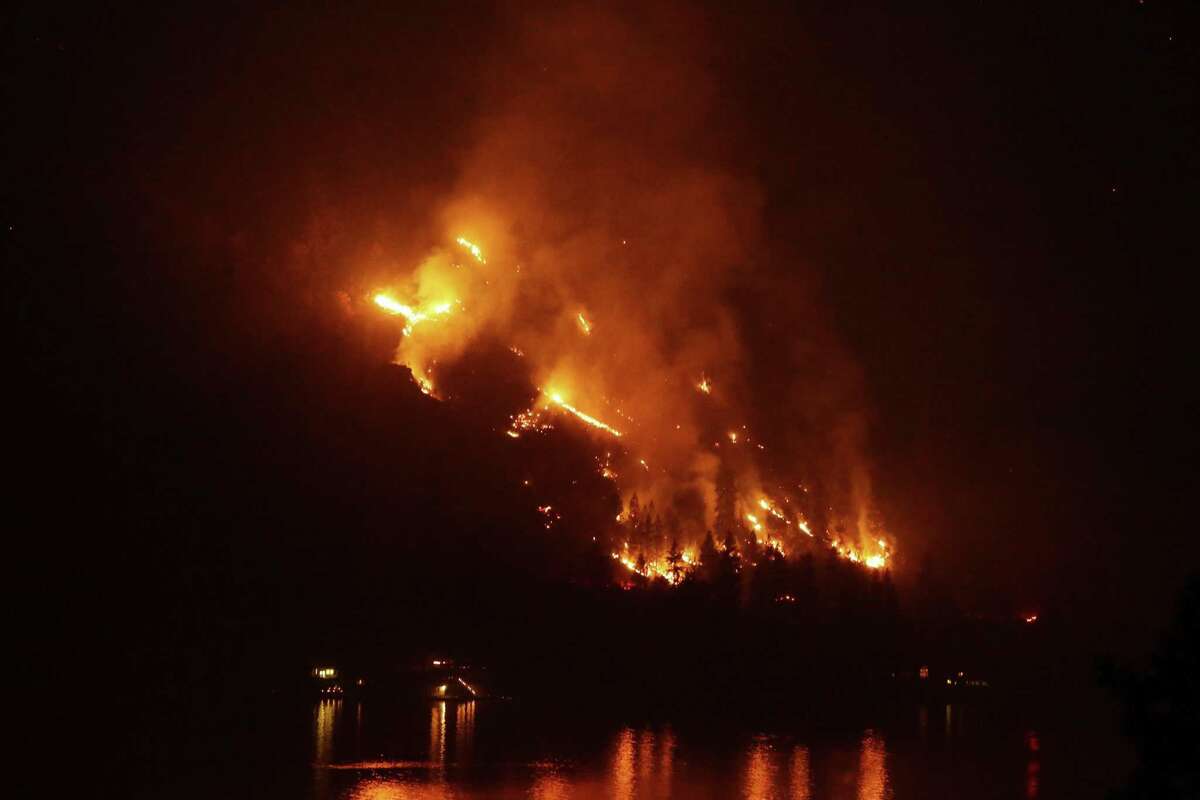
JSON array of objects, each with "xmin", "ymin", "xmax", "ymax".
[{"xmin": 283, "ymin": 694, "xmax": 1129, "ymax": 799}]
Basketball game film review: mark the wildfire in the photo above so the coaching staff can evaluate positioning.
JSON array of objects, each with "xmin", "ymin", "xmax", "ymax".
[
  {"xmin": 544, "ymin": 391, "xmax": 622, "ymax": 438},
  {"xmin": 373, "ymin": 293, "xmax": 415, "ymax": 318},
  {"xmin": 507, "ymin": 406, "xmax": 554, "ymax": 438},
  {"xmin": 369, "ymin": 233, "xmax": 898, "ymax": 583},
  {"xmin": 455, "ymin": 236, "xmax": 486, "ymax": 263},
  {"xmin": 757, "ymin": 497, "xmax": 790, "ymax": 524},
  {"xmin": 373, "ymin": 293, "xmax": 454, "ymax": 337},
  {"xmin": 598, "ymin": 453, "xmax": 618, "ymax": 480},
  {"xmin": 412, "ymin": 368, "xmax": 436, "ymax": 396},
  {"xmin": 610, "ymin": 550, "xmax": 686, "ymax": 586},
  {"xmin": 505, "ymin": 389, "xmax": 623, "ymax": 439},
  {"xmin": 831, "ymin": 538, "xmax": 890, "ymax": 570}
]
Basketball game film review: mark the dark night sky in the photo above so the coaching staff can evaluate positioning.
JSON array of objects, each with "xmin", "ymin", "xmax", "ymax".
[{"xmin": 9, "ymin": 1, "xmax": 1198, "ymax": 659}]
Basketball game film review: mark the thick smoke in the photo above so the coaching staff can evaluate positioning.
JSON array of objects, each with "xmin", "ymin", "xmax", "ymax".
[{"xmin": 369, "ymin": 3, "xmax": 891, "ymax": 562}]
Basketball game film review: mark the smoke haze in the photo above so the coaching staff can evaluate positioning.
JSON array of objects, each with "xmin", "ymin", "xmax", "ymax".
[{"xmin": 351, "ymin": 3, "xmax": 890, "ymax": 558}]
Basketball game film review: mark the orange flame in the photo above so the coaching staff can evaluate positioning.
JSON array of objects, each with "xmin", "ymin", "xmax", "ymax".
[
  {"xmin": 455, "ymin": 236, "xmax": 486, "ymax": 263},
  {"xmin": 373, "ymin": 293, "xmax": 454, "ymax": 337},
  {"xmin": 544, "ymin": 391, "xmax": 622, "ymax": 438},
  {"xmin": 371, "ymin": 233, "xmax": 896, "ymax": 580}
]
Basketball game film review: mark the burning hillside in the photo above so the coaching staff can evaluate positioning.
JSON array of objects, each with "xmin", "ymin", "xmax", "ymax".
[
  {"xmin": 364, "ymin": 229, "xmax": 893, "ymax": 582},
  {"xmin": 339, "ymin": 4, "xmax": 896, "ymax": 584}
]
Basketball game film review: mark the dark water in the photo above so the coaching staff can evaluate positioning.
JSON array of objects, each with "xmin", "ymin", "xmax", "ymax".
[{"xmin": 282, "ymin": 695, "xmax": 1130, "ymax": 799}]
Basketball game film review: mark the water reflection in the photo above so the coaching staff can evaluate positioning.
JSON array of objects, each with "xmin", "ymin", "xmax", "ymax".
[
  {"xmin": 530, "ymin": 773, "xmax": 572, "ymax": 800},
  {"xmin": 349, "ymin": 778, "xmax": 455, "ymax": 800},
  {"xmin": 314, "ymin": 698, "xmax": 341, "ymax": 764},
  {"xmin": 455, "ymin": 700, "xmax": 476, "ymax": 763},
  {"xmin": 428, "ymin": 701, "xmax": 446, "ymax": 766},
  {"xmin": 306, "ymin": 700, "xmax": 1065, "ymax": 800},
  {"xmin": 745, "ymin": 736, "xmax": 779, "ymax": 800},
  {"xmin": 610, "ymin": 727, "xmax": 635, "ymax": 800},
  {"xmin": 659, "ymin": 728, "xmax": 676, "ymax": 791},
  {"xmin": 790, "ymin": 746, "xmax": 811, "ymax": 800},
  {"xmin": 1025, "ymin": 730, "xmax": 1040, "ymax": 799},
  {"xmin": 857, "ymin": 730, "xmax": 889, "ymax": 800},
  {"xmin": 313, "ymin": 699, "xmax": 342, "ymax": 799},
  {"xmin": 638, "ymin": 728, "xmax": 656, "ymax": 785},
  {"xmin": 603, "ymin": 725, "xmax": 679, "ymax": 799}
]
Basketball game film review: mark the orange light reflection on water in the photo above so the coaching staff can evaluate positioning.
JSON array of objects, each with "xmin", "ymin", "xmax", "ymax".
[
  {"xmin": 659, "ymin": 728, "xmax": 676, "ymax": 792},
  {"xmin": 638, "ymin": 729, "xmax": 656, "ymax": 785},
  {"xmin": 349, "ymin": 778, "xmax": 456, "ymax": 800},
  {"xmin": 744, "ymin": 736, "xmax": 778, "ymax": 800},
  {"xmin": 857, "ymin": 730, "xmax": 889, "ymax": 800},
  {"xmin": 429, "ymin": 701, "xmax": 447, "ymax": 766},
  {"xmin": 455, "ymin": 701, "xmax": 476, "ymax": 763},
  {"xmin": 529, "ymin": 773, "xmax": 572, "ymax": 800},
  {"xmin": 791, "ymin": 746, "xmax": 811, "ymax": 800},
  {"xmin": 314, "ymin": 698, "xmax": 340, "ymax": 765},
  {"xmin": 314, "ymin": 711, "xmax": 910, "ymax": 799},
  {"xmin": 1025, "ymin": 730, "xmax": 1040, "ymax": 799},
  {"xmin": 610, "ymin": 727, "xmax": 636, "ymax": 800}
]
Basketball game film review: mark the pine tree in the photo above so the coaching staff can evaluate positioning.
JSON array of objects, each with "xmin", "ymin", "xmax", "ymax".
[
  {"xmin": 722, "ymin": 530, "xmax": 739, "ymax": 559},
  {"xmin": 698, "ymin": 531, "xmax": 719, "ymax": 582},
  {"xmin": 646, "ymin": 503, "xmax": 662, "ymax": 558},
  {"xmin": 743, "ymin": 535, "xmax": 762, "ymax": 567},
  {"xmin": 666, "ymin": 538, "xmax": 685, "ymax": 584},
  {"xmin": 714, "ymin": 459, "xmax": 738, "ymax": 538}
]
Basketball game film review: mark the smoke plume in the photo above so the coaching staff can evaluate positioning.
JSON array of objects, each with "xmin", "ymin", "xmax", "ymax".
[{"xmin": 363, "ymin": 3, "xmax": 891, "ymax": 564}]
